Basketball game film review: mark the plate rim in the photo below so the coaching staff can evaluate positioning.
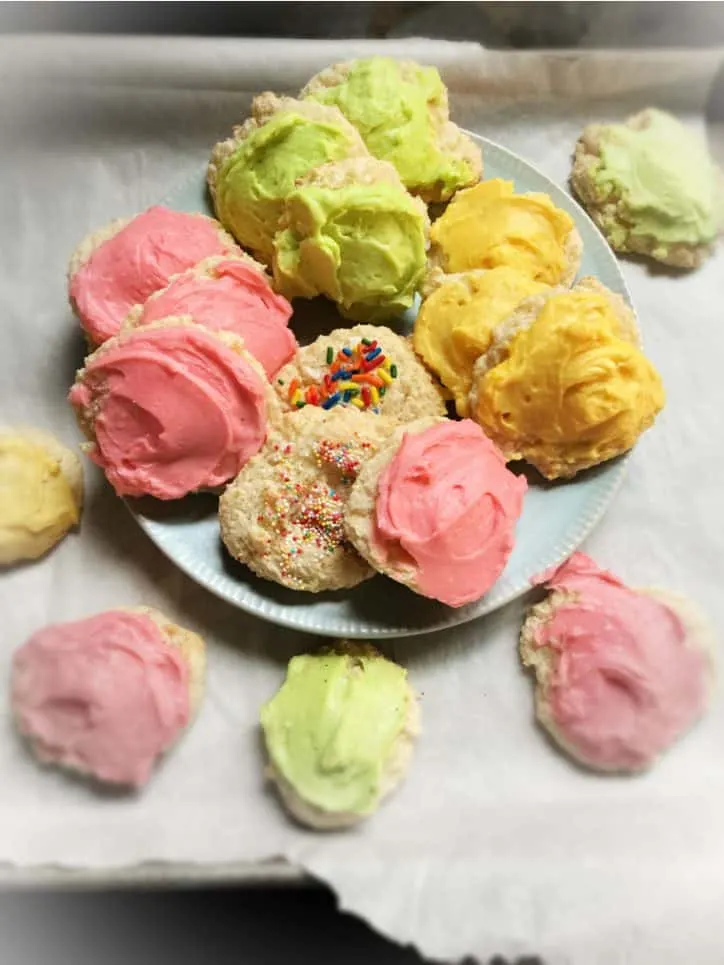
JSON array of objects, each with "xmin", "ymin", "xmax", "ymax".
[{"xmin": 131, "ymin": 131, "xmax": 632, "ymax": 639}]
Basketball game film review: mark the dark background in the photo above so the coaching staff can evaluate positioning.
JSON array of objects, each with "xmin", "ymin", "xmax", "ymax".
[
  {"xmin": 3, "ymin": 1, "xmax": 724, "ymax": 48},
  {"xmin": 3, "ymin": 3, "xmax": 723, "ymax": 963}
]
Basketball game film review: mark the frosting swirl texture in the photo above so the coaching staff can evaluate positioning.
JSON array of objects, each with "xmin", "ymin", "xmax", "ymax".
[
  {"xmin": 373, "ymin": 420, "xmax": 526, "ymax": 606},
  {"xmin": 430, "ymin": 179, "xmax": 575, "ymax": 284},
  {"xmin": 261, "ymin": 650, "xmax": 411, "ymax": 817},
  {"xmin": 137, "ymin": 258, "xmax": 296, "ymax": 377},
  {"xmin": 472, "ymin": 288, "xmax": 665, "ymax": 477},
  {"xmin": 69, "ymin": 325, "xmax": 268, "ymax": 499},
  {"xmin": 531, "ymin": 554, "xmax": 710, "ymax": 770},
  {"xmin": 70, "ymin": 206, "xmax": 232, "ymax": 345},
  {"xmin": 12, "ymin": 610, "xmax": 190, "ymax": 787}
]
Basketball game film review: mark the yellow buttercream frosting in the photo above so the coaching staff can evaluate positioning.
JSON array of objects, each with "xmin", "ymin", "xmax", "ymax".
[
  {"xmin": 471, "ymin": 289, "xmax": 665, "ymax": 478},
  {"xmin": 414, "ymin": 267, "xmax": 549, "ymax": 416},
  {"xmin": 0, "ymin": 436, "xmax": 80, "ymax": 563},
  {"xmin": 430, "ymin": 179, "xmax": 576, "ymax": 284}
]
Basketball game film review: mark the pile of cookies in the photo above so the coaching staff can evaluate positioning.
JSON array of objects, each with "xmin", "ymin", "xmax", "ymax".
[{"xmin": 2, "ymin": 58, "xmax": 722, "ymax": 829}]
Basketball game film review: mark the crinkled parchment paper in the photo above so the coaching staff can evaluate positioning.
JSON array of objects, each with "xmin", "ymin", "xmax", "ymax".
[{"xmin": 1, "ymin": 36, "xmax": 723, "ymax": 965}]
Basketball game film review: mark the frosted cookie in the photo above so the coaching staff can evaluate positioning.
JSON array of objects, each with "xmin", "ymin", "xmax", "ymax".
[
  {"xmin": 69, "ymin": 319, "xmax": 280, "ymax": 500},
  {"xmin": 302, "ymin": 56, "xmax": 482, "ymax": 202},
  {"xmin": 426, "ymin": 179, "xmax": 582, "ymax": 294},
  {"xmin": 260, "ymin": 644, "xmax": 419, "ymax": 829},
  {"xmin": 68, "ymin": 205, "xmax": 238, "ymax": 346},
  {"xmin": 11, "ymin": 606, "xmax": 206, "ymax": 788},
  {"xmin": 273, "ymin": 324, "xmax": 445, "ymax": 425},
  {"xmin": 0, "ymin": 427, "xmax": 83, "ymax": 565},
  {"xmin": 469, "ymin": 277, "xmax": 664, "ymax": 480},
  {"xmin": 220, "ymin": 406, "xmax": 393, "ymax": 592},
  {"xmin": 346, "ymin": 418, "xmax": 526, "ymax": 607},
  {"xmin": 208, "ymin": 94, "xmax": 368, "ymax": 265},
  {"xmin": 272, "ymin": 157, "xmax": 429, "ymax": 322},
  {"xmin": 520, "ymin": 553, "xmax": 715, "ymax": 772},
  {"xmin": 571, "ymin": 109, "xmax": 724, "ymax": 269},
  {"xmin": 413, "ymin": 267, "xmax": 550, "ymax": 417},
  {"xmin": 125, "ymin": 254, "xmax": 297, "ymax": 379}
]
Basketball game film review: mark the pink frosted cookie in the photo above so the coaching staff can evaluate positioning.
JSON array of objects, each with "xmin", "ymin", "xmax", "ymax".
[
  {"xmin": 69, "ymin": 319, "xmax": 280, "ymax": 500},
  {"xmin": 520, "ymin": 553, "xmax": 715, "ymax": 772},
  {"xmin": 11, "ymin": 607, "xmax": 206, "ymax": 788},
  {"xmin": 68, "ymin": 205, "xmax": 238, "ymax": 346},
  {"xmin": 127, "ymin": 254, "xmax": 297, "ymax": 378},
  {"xmin": 345, "ymin": 418, "xmax": 527, "ymax": 607}
]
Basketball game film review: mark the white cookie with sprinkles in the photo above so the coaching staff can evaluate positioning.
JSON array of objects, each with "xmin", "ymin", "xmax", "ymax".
[
  {"xmin": 219, "ymin": 406, "xmax": 394, "ymax": 592},
  {"xmin": 273, "ymin": 324, "xmax": 446, "ymax": 425}
]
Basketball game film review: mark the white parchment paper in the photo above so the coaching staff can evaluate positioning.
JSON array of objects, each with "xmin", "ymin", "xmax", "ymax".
[{"xmin": 1, "ymin": 36, "xmax": 724, "ymax": 965}]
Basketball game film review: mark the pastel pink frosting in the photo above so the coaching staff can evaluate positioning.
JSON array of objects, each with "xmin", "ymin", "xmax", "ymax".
[
  {"xmin": 70, "ymin": 206, "xmax": 234, "ymax": 345},
  {"xmin": 69, "ymin": 325, "xmax": 268, "ymax": 499},
  {"xmin": 12, "ymin": 611, "xmax": 190, "ymax": 787},
  {"xmin": 138, "ymin": 259, "xmax": 296, "ymax": 378},
  {"xmin": 533, "ymin": 553, "xmax": 710, "ymax": 770},
  {"xmin": 373, "ymin": 420, "xmax": 527, "ymax": 607}
]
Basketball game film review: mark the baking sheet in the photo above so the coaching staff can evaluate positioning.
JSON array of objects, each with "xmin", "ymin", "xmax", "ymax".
[{"xmin": 1, "ymin": 36, "xmax": 724, "ymax": 965}]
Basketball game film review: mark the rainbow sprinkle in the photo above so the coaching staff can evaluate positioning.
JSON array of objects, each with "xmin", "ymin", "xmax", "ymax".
[{"xmin": 286, "ymin": 339, "xmax": 397, "ymax": 412}]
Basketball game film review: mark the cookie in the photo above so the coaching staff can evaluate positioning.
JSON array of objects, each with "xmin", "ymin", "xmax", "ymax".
[
  {"xmin": 413, "ymin": 267, "xmax": 550, "ymax": 417},
  {"xmin": 469, "ymin": 277, "xmax": 664, "ymax": 479},
  {"xmin": 302, "ymin": 56, "xmax": 482, "ymax": 202},
  {"xmin": 69, "ymin": 318, "xmax": 280, "ymax": 500},
  {"xmin": 260, "ymin": 643, "xmax": 419, "ymax": 829},
  {"xmin": 571, "ymin": 108, "xmax": 724, "ymax": 269},
  {"xmin": 345, "ymin": 418, "xmax": 527, "ymax": 607},
  {"xmin": 11, "ymin": 606, "xmax": 206, "ymax": 788},
  {"xmin": 520, "ymin": 553, "xmax": 715, "ymax": 772},
  {"xmin": 208, "ymin": 94, "xmax": 368, "ymax": 265},
  {"xmin": 272, "ymin": 156, "xmax": 429, "ymax": 322},
  {"xmin": 425, "ymin": 178, "xmax": 582, "ymax": 295},
  {"xmin": 124, "ymin": 253, "xmax": 297, "ymax": 379},
  {"xmin": 273, "ymin": 324, "xmax": 446, "ymax": 426},
  {"xmin": 0, "ymin": 427, "xmax": 83, "ymax": 565},
  {"xmin": 68, "ymin": 205, "xmax": 238, "ymax": 346},
  {"xmin": 219, "ymin": 405, "xmax": 393, "ymax": 592}
]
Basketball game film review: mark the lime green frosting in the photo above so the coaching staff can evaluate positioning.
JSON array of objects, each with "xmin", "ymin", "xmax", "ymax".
[
  {"xmin": 306, "ymin": 57, "xmax": 472, "ymax": 194},
  {"xmin": 260, "ymin": 651, "xmax": 410, "ymax": 817},
  {"xmin": 273, "ymin": 180, "xmax": 427, "ymax": 321},
  {"xmin": 215, "ymin": 110, "xmax": 356, "ymax": 260},
  {"xmin": 593, "ymin": 110, "xmax": 721, "ymax": 246}
]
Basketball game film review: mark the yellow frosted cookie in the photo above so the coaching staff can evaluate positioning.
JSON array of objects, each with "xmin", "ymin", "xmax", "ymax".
[
  {"xmin": 426, "ymin": 178, "xmax": 581, "ymax": 293},
  {"xmin": 0, "ymin": 428, "xmax": 83, "ymax": 565},
  {"xmin": 469, "ymin": 277, "xmax": 664, "ymax": 479},
  {"xmin": 414, "ymin": 267, "xmax": 550, "ymax": 416}
]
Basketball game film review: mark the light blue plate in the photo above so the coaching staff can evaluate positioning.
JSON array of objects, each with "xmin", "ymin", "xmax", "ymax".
[{"xmin": 131, "ymin": 133, "xmax": 630, "ymax": 638}]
